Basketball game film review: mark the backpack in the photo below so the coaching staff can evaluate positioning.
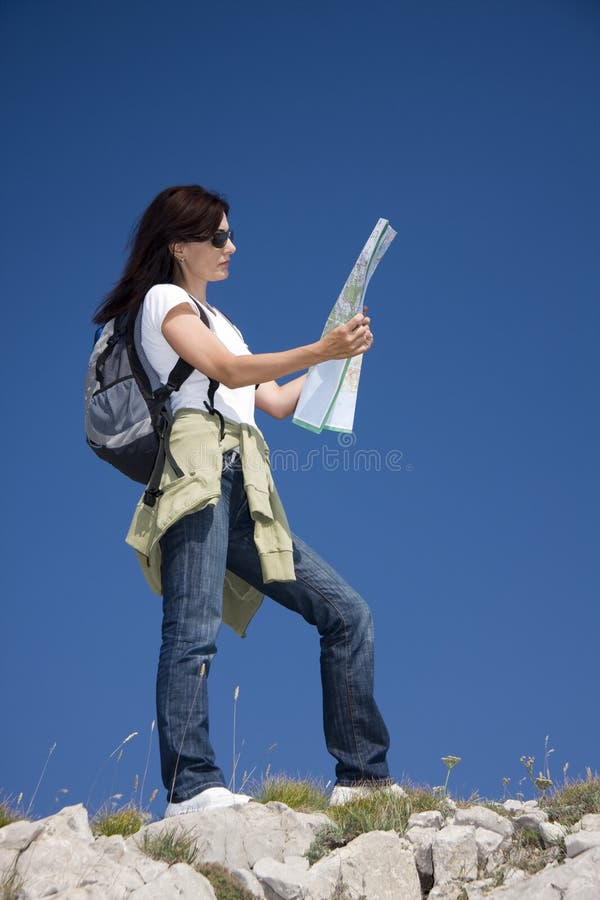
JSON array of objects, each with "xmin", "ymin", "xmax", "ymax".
[{"xmin": 85, "ymin": 297, "xmax": 222, "ymax": 507}]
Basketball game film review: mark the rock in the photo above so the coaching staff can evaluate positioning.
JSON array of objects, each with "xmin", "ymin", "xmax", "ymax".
[
  {"xmin": 580, "ymin": 813, "xmax": 600, "ymax": 832},
  {"xmin": 0, "ymin": 818, "xmax": 44, "ymax": 851},
  {"xmin": 0, "ymin": 848, "xmax": 19, "ymax": 877},
  {"xmin": 455, "ymin": 805, "xmax": 514, "ymax": 840},
  {"xmin": 405, "ymin": 825, "xmax": 435, "ymax": 877},
  {"xmin": 134, "ymin": 800, "xmax": 331, "ymax": 872},
  {"xmin": 93, "ymin": 833, "xmax": 128, "ymax": 860},
  {"xmin": 129, "ymin": 861, "xmax": 216, "ymax": 898},
  {"xmin": 476, "ymin": 845, "xmax": 600, "ymax": 898},
  {"xmin": 513, "ymin": 810, "xmax": 548, "ymax": 834},
  {"xmin": 305, "ymin": 830, "xmax": 421, "ymax": 900},
  {"xmin": 538, "ymin": 820, "xmax": 566, "ymax": 848},
  {"xmin": 565, "ymin": 830, "xmax": 600, "ymax": 858},
  {"xmin": 408, "ymin": 810, "xmax": 443, "ymax": 829},
  {"xmin": 427, "ymin": 885, "xmax": 466, "ymax": 899},
  {"xmin": 45, "ymin": 889, "xmax": 108, "ymax": 899},
  {"xmin": 15, "ymin": 807, "xmax": 99, "ymax": 897},
  {"xmin": 503, "ymin": 800, "xmax": 526, "ymax": 813},
  {"xmin": 253, "ymin": 855, "xmax": 309, "ymax": 899},
  {"xmin": 230, "ymin": 866, "xmax": 266, "ymax": 897},
  {"xmin": 475, "ymin": 826, "xmax": 505, "ymax": 872},
  {"xmin": 432, "ymin": 824, "xmax": 478, "ymax": 884}
]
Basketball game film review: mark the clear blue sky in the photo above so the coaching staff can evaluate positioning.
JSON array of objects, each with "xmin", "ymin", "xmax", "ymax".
[{"xmin": 1, "ymin": 0, "xmax": 599, "ymax": 819}]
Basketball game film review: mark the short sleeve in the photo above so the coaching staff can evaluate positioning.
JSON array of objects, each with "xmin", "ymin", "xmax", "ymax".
[{"xmin": 143, "ymin": 284, "xmax": 201, "ymax": 333}]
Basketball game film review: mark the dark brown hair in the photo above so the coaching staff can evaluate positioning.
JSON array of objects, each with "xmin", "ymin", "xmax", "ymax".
[{"xmin": 94, "ymin": 184, "xmax": 229, "ymax": 324}]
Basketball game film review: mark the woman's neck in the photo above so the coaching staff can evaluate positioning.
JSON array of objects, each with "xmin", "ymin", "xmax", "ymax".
[{"xmin": 173, "ymin": 275, "xmax": 208, "ymax": 305}]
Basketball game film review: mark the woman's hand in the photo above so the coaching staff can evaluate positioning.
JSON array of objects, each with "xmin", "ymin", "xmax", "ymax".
[{"xmin": 317, "ymin": 312, "xmax": 373, "ymax": 361}]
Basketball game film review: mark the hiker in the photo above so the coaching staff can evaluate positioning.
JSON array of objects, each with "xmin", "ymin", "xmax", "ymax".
[{"xmin": 93, "ymin": 184, "xmax": 401, "ymax": 816}]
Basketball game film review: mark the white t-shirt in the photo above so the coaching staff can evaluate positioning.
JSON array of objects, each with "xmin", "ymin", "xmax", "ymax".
[{"xmin": 141, "ymin": 283, "xmax": 256, "ymax": 426}]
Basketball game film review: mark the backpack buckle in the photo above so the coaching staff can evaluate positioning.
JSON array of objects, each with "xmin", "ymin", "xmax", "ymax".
[{"xmin": 143, "ymin": 488, "xmax": 164, "ymax": 507}]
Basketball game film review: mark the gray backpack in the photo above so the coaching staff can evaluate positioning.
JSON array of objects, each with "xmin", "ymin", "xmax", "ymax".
[{"xmin": 85, "ymin": 298, "xmax": 222, "ymax": 507}]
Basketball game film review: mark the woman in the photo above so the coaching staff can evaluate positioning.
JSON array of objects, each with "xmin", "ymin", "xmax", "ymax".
[{"xmin": 95, "ymin": 185, "xmax": 400, "ymax": 816}]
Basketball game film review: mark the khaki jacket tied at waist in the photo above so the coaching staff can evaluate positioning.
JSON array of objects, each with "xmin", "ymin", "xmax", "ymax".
[{"xmin": 125, "ymin": 409, "xmax": 295, "ymax": 637}]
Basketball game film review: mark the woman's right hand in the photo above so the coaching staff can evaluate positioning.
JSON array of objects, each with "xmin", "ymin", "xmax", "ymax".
[{"xmin": 317, "ymin": 313, "xmax": 374, "ymax": 361}]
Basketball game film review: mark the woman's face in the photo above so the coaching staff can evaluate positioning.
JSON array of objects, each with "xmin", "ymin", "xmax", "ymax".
[{"xmin": 176, "ymin": 213, "xmax": 236, "ymax": 284}]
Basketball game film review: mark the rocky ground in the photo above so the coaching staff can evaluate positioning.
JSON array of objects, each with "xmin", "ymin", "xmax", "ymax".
[{"xmin": 1, "ymin": 797, "xmax": 600, "ymax": 899}]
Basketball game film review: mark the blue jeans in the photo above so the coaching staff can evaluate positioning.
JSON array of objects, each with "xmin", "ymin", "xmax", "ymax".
[{"xmin": 158, "ymin": 451, "xmax": 391, "ymax": 802}]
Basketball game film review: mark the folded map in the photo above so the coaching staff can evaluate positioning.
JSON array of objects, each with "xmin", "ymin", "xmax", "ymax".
[{"xmin": 292, "ymin": 218, "xmax": 396, "ymax": 434}]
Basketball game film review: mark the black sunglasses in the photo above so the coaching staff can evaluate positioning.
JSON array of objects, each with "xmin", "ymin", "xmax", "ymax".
[{"xmin": 211, "ymin": 229, "xmax": 234, "ymax": 249}]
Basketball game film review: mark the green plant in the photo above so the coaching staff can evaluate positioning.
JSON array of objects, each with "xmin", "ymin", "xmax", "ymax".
[
  {"xmin": 92, "ymin": 803, "xmax": 145, "ymax": 837},
  {"xmin": 306, "ymin": 823, "xmax": 348, "ymax": 865},
  {"xmin": 441, "ymin": 755, "xmax": 461, "ymax": 796},
  {"xmin": 401, "ymin": 783, "xmax": 453, "ymax": 817},
  {"xmin": 503, "ymin": 826, "xmax": 564, "ymax": 877},
  {"xmin": 141, "ymin": 832, "xmax": 255, "ymax": 898},
  {"xmin": 307, "ymin": 788, "xmax": 411, "ymax": 864},
  {"xmin": 544, "ymin": 770, "xmax": 600, "ymax": 826},
  {"xmin": 197, "ymin": 862, "xmax": 255, "ymax": 899},
  {"xmin": 253, "ymin": 773, "xmax": 329, "ymax": 810},
  {"xmin": 140, "ymin": 827, "xmax": 199, "ymax": 866},
  {"xmin": 0, "ymin": 796, "xmax": 23, "ymax": 829}
]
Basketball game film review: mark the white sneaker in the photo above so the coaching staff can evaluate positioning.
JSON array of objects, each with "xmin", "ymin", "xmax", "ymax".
[
  {"xmin": 165, "ymin": 786, "xmax": 252, "ymax": 817},
  {"xmin": 329, "ymin": 782, "xmax": 406, "ymax": 806}
]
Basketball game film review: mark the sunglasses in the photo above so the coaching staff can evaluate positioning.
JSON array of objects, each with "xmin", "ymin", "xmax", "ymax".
[{"xmin": 211, "ymin": 229, "xmax": 234, "ymax": 249}]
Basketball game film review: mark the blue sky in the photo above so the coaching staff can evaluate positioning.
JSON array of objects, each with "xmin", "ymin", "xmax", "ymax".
[{"xmin": 1, "ymin": 0, "xmax": 599, "ymax": 819}]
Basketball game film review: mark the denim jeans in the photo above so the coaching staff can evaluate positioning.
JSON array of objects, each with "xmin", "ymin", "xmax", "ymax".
[{"xmin": 158, "ymin": 450, "xmax": 391, "ymax": 802}]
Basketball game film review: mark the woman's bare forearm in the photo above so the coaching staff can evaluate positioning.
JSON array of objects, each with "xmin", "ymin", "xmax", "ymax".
[{"xmin": 223, "ymin": 347, "xmax": 321, "ymax": 389}]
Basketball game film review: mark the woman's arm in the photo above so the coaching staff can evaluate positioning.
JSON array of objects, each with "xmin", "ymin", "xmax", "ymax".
[
  {"xmin": 255, "ymin": 374, "xmax": 308, "ymax": 419},
  {"xmin": 161, "ymin": 304, "xmax": 373, "ymax": 389}
]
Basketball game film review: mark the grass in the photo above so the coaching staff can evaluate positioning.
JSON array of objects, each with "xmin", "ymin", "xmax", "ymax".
[
  {"xmin": 544, "ymin": 771, "xmax": 600, "ymax": 827},
  {"xmin": 307, "ymin": 785, "xmax": 413, "ymax": 864},
  {"xmin": 252, "ymin": 773, "xmax": 329, "ymax": 810},
  {"xmin": 196, "ymin": 862, "xmax": 256, "ymax": 900},
  {"xmin": 0, "ymin": 799, "xmax": 23, "ymax": 830},
  {"xmin": 92, "ymin": 803, "xmax": 146, "ymax": 837},
  {"xmin": 141, "ymin": 827, "xmax": 200, "ymax": 866}
]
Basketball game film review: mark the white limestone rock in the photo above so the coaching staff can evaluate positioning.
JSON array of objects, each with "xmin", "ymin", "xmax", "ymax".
[
  {"xmin": 474, "ymin": 845, "xmax": 600, "ymax": 898},
  {"xmin": 0, "ymin": 818, "xmax": 44, "ymax": 851},
  {"xmin": 427, "ymin": 885, "xmax": 466, "ymax": 899},
  {"xmin": 305, "ymin": 830, "xmax": 421, "ymax": 900},
  {"xmin": 408, "ymin": 810, "xmax": 443, "ymax": 830},
  {"xmin": 230, "ymin": 866, "xmax": 266, "ymax": 897},
  {"xmin": 474, "ymin": 826, "xmax": 506, "ymax": 872},
  {"xmin": 93, "ymin": 833, "xmax": 129, "ymax": 860},
  {"xmin": 44, "ymin": 889, "xmax": 108, "ymax": 899},
  {"xmin": 580, "ymin": 813, "xmax": 600, "ymax": 832},
  {"xmin": 432, "ymin": 824, "xmax": 478, "ymax": 884},
  {"xmin": 15, "ymin": 816, "xmax": 99, "ymax": 896},
  {"xmin": 503, "ymin": 800, "xmax": 526, "ymax": 813},
  {"xmin": 538, "ymin": 820, "xmax": 566, "ymax": 848},
  {"xmin": 253, "ymin": 855, "xmax": 309, "ymax": 899},
  {"xmin": 454, "ymin": 805, "xmax": 514, "ymax": 840},
  {"xmin": 129, "ymin": 861, "xmax": 216, "ymax": 898},
  {"xmin": 565, "ymin": 829, "xmax": 600, "ymax": 858},
  {"xmin": 513, "ymin": 810, "xmax": 548, "ymax": 834},
  {"xmin": 405, "ymin": 825, "xmax": 435, "ymax": 877},
  {"xmin": 0, "ymin": 848, "xmax": 19, "ymax": 878},
  {"xmin": 134, "ymin": 800, "xmax": 330, "ymax": 873}
]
